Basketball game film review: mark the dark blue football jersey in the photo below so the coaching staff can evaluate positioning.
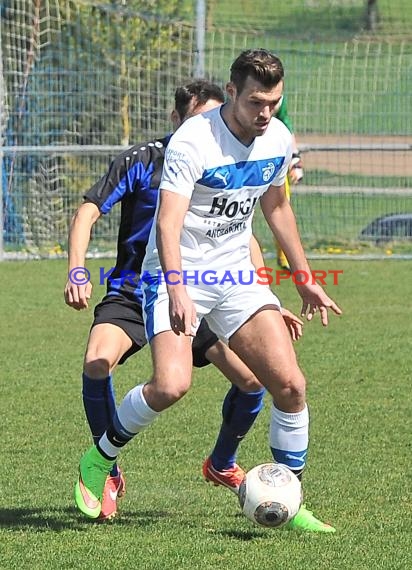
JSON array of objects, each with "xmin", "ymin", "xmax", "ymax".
[{"xmin": 84, "ymin": 135, "xmax": 171, "ymax": 303}]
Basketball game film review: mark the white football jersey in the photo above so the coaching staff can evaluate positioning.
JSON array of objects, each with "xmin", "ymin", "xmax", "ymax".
[{"xmin": 142, "ymin": 105, "xmax": 292, "ymax": 273}]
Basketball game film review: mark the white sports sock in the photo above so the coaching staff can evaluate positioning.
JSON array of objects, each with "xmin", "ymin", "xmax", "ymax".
[
  {"xmin": 99, "ymin": 384, "xmax": 159, "ymax": 459},
  {"xmin": 269, "ymin": 404, "xmax": 309, "ymax": 472},
  {"xmin": 117, "ymin": 383, "xmax": 159, "ymax": 434}
]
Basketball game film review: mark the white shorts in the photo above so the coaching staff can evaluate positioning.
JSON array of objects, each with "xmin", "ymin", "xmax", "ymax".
[{"xmin": 142, "ymin": 266, "xmax": 281, "ymax": 342}]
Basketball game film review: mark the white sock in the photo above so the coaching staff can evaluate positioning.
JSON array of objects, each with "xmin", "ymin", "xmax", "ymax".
[
  {"xmin": 117, "ymin": 383, "xmax": 159, "ymax": 433},
  {"xmin": 99, "ymin": 384, "xmax": 159, "ymax": 459},
  {"xmin": 269, "ymin": 403, "xmax": 309, "ymax": 472}
]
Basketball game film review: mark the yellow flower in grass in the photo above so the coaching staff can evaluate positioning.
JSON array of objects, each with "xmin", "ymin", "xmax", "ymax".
[{"xmin": 49, "ymin": 244, "xmax": 64, "ymax": 255}]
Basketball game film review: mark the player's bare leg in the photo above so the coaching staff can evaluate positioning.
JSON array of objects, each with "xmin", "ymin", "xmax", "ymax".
[
  {"xmin": 81, "ymin": 323, "xmax": 133, "ymax": 520},
  {"xmin": 229, "ymin": 308, "xmax": 305, "ymax": 412},
  {"xmin": 84, "ymin": 323, "xmax": 133, "ymax": 378},
  {"xmin": 206, "ymin": 340, "xmax": 263, "ymax": 392},
  {"xmin": 143, "ymin": 330, "xmax": 194, "ymax": 411},
  {"xmin": 75, "ymin": 330, "xmax": 194, "ymax": 518},
  {"xmin": 229, "ymin": 308, "xmax": 335, "ymax": 532}
]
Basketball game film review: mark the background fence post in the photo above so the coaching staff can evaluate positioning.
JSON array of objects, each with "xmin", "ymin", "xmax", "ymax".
[
  {"xmin": 0, "ymin": 20, "xmax": 4, "ymax": 262},
  {"xmin": 195, "ymin": 0, "xmax": 206, "ymax": 77}
]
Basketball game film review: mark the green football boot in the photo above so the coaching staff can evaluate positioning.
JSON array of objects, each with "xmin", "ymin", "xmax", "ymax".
[
  {"xmin": 286, "ymin": 504, "xmax": 336, "ymax": 533},
  {"xmin": 74, "ymin": 446, "xmax": 115, "ymax": 519}
]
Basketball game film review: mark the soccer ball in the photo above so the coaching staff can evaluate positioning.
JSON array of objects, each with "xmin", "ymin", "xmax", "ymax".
[{"xmin": 238, "ymin": 463, "xmax": 302, "ymax": 528}]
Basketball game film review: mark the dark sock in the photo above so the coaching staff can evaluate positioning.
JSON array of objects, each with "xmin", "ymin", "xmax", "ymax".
[
  {"xmin": 82, "ymin": 373, "xmax": 118, "ymax": 476},
  {"xmin": 106, "ymin": 412, "xmax": 136, "ymax": 449},
  {"xmin": 211, "ymin": 386, "xmax": 265, "ymax": 471}
]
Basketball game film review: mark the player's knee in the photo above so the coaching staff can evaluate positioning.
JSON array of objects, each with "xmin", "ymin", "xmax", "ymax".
[
  {"xmin": 279, "ymin": 378, "xmax": 306, "ymax": 408},
  {"xmin": 283, "ymin": 381, "xmax": 305, "ymax": 404},
  {"xmin": 83, "ymin": 358, "xmax": 111, "ymax": 378},
  {"xmin": 146, "ymin": 379, "xmax": 191, "ymax": 409},
  {"xmin": 160, "ymin": 385, "xmax": 189, "ymax": 405},
  {"xmin": 268, "ymin": 370, "xmax": 306, "ymax": 409},
  {"xmin": 83, "ymin": 348, "xmax": 114, "ymax": 378}
]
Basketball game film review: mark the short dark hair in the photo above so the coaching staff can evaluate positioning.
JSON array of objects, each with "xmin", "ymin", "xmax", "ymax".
[
  {"xmin": 230, "ymin": 49, "xmax": 284, "ymax": 93},
  {"xmin": 174, "ymin": 79, "xmax": 225, "ymax": 121}
]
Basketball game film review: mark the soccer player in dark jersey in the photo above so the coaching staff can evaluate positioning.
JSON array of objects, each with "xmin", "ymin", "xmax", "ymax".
[{"xmin": 65, "ymin": 79, "xmax": 303, "ymax": 521}]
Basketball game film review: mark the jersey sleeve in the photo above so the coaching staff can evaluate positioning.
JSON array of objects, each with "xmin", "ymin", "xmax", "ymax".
[
  {"xmin": 83, "ymin": 145, "xmax": 155, "ymax": 214},
  {"xmin": 84, "ymin": 154, "xmax": 128, "ymax": 214},
  {"xmin": 272, "ymin": 127, "xmax": 293, "ymax": 187},
  {"xmin": 160, "ymin": 122, "xmax": 205, "ymax": 199}
]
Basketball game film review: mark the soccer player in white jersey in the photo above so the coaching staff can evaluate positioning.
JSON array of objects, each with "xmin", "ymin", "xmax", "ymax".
[{"xmin": 74, "ymin": 49, "xmax": 341, "ymax": 532}]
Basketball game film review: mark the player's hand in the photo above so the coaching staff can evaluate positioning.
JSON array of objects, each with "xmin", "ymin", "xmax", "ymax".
[
  {"xmin": 280, "ymin": 308, "xmax": 303, "ymax": 341},
  {"xmin": 288, "ymin": 152, "xmax": 304, "ymax": 184},
  {"xmin": 64, "ymin": 279, "xmax": 93, "ymax": 310},
  {"xmin": 168, "ymin": 286, "xmax": 197, "ymax": 336},
  {"xmin": 296, "ymin": 282, "xmax": 342, "ymax": 326}
]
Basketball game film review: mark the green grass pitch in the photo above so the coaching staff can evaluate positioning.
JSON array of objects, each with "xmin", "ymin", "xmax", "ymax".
[{"xmin": 1, "ymin": 258, "xmax": 411, "ymax": 569}]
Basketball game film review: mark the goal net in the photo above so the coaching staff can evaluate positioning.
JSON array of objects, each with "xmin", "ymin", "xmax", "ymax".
[{"xmin": 1, "ymin": 0, "xmax": 411, "ymax": 258}]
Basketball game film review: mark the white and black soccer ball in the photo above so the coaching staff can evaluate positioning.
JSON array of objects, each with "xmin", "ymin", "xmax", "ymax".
[{"xmin": 238, "ymin": 463, "xmax": 302, "ymax": 528}]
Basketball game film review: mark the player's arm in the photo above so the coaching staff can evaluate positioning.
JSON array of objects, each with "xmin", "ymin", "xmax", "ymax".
[
  {"xmin": 260, "ymin": 185, "xmax": 342, "ymax": 325},
  {"xmin": 64, "ymin": 147, "xmax": 143, "ymax": 311},
  {"xmin": 260, "ymin": 184, "xmax": 308, "ymax": 273},
  {"xmin": 64, "ymin": 201, "xmax": 101, "ymax": 310},
  {"xmin": 250, "ymin": 234, "xmax": 303, "ymax": 340},
  {"xmin": 249, "ymin": 234, "xmax": 266, "ymax": 269},
  {"xmin": 156, "ymin": 189, "xmax": 197, "ymax": 336}
]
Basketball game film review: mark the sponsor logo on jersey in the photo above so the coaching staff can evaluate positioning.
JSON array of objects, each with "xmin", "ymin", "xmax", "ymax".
[
  {"xmin": 165, "ymin": 149, "xmax": 191, "ymax": 177},
  {"xmin": 167, "ymin": 161, "xmax": 183, "ymax": 176},
  {"xmin": 208, "ymin": 196, "xmax": 258, "ymax": 218},
  {"xmin": 205, "ymin": 220, "xmax": 246, "ymax": 238},
  {"xmin": 214, "ymin": 170, "xmax": 229, "ymax": 185}
]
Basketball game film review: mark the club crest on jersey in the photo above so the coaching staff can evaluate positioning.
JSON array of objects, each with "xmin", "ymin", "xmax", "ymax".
[{"xmin": 262, "ymin": 162, "xmax": 276, "ymax": 182}]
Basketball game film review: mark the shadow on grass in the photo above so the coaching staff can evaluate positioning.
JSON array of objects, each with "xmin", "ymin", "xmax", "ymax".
[
  {"xmin": 217, "ymin": 528, "xmax": 265, "ymax": 540},
  {"xmin": 0, "ymin": 506, "xmax": 171, "ymax": 532},
  {"xmin": 214, "ymin": 513, "xmax": 294, "ymax": 541},
  {"xmin": 212, "ymin": 513, "xmax": 267, "ymax": 541}
]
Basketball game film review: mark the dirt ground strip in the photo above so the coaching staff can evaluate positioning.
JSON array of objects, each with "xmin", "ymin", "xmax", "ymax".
[{"xmin": 298, "ymin": 135, "xmax": 412, "ymax": 177}]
